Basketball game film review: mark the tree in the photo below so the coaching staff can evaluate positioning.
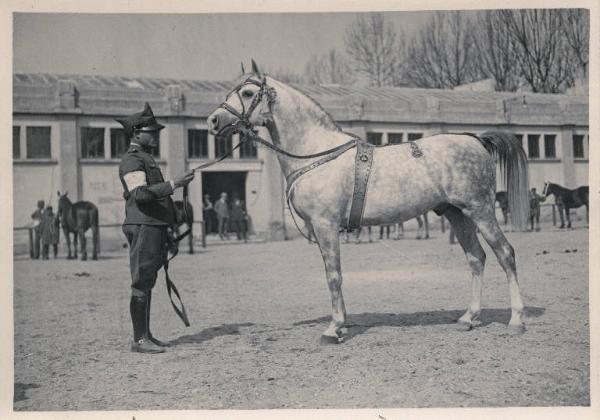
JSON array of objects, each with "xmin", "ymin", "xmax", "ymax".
[
  {"xmin": 304, "ymin": 49, "xmax": 355, "ymax": 85},
  {"xmin": 403, "ymin": 11, "xmax": 482, "ymax": 89},
  {"xmin": 344, "ymin": 13, "xmax": 400, "ymax": 87},
  {"xmin": 265, "ymin": 67, "xmax": 305, "ymax": 84},
  {"xmin": 499, "ymin": 10, "xmax": 576, "ymax": 93},
  {"xmin": 561, "ymin": 9, "xmax": 589, "ymax": 79},
  {"xmin": 474, "ymin": 11, "xmax": 521, "ymax": 91}
]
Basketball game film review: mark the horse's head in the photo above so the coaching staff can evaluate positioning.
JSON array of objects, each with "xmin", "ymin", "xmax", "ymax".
[
  {"xmin": 208, "ymin": 59, "xmax": 277, "ymax": 138},
  {"xmin": 56, "ymin": 190, "xmax": 71, "ymax": 219},
  {"xmin": 542, "ymin": 181, "xmax": 553, "ymax": 197}
]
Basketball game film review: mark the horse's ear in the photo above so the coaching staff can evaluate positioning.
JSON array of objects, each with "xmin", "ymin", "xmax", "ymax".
[
  {"xmin": 240, "ymin": 62, "xmax": 246, "ymax": 75},
  {"xmin": 65, "ymin": 191, "xmax": 68, "ymax": 197},
  {"xmin": 57, "ymin": 190, "xmax": 61, "ymax": 197},
  {"xmin": 251, "ymin": 59, "xmax": 262, "ymax": 78}
]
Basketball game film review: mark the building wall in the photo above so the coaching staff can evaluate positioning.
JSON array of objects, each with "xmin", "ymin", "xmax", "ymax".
[{"xmin": 12, "ymin": 99, "xmax": 589, "ymax": 252}]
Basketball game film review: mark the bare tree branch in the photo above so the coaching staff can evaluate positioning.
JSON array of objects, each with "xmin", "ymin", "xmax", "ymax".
[{"xmin": 303, "ymin": 49, "xmax": 355, "ymax": 85}]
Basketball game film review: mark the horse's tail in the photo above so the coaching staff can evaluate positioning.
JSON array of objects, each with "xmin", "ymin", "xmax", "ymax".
[{"xmin": 478, "ymin": 131, "xmax": 529, "ymax": 230}]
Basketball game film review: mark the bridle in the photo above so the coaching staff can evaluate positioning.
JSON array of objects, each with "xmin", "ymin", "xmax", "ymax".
[{"xmin": 214, "ymin": 75, "xmax": 277, "ymax": 140}]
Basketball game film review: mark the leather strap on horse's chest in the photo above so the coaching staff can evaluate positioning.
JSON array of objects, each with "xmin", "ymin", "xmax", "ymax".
[
  {"xmin": 285, "ymin": 140, "xmax": 357, "ymax": 197},
  {"xmin": 347, "ymin": 141, "xmax": 375, "ymax": 231}
]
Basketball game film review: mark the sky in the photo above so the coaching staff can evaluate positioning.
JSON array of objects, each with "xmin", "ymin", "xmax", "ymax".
[{"xmin": 13, "ymin": 11, "xmax": 433, "ymax": 81}]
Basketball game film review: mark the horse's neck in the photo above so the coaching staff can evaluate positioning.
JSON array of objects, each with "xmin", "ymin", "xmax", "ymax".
[
  {"xmin": 551, "ymin": 184, "xmax": 571, "ymax": 195},
  {"xmin": 61, "ymin": 200, "xmax": 77, "ymax": 229},
  {"xmin": 267, "ymin": 80, "xmax": 350, "ymax": 176}
]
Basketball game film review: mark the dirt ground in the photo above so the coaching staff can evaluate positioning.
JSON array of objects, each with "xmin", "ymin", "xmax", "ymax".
[{"xmin": 13, "ymin": 224, "xmax": 589, "ymax": 410}]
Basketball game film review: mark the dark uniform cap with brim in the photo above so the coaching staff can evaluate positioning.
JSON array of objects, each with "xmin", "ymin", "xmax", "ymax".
[{"xmin": 115, "ymin": 102, "xmax": 165, "ymax": 137}]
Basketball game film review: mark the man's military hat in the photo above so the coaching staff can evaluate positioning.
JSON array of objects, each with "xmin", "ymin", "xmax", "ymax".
[{"xmin": 116, "ymin": 102, "xmax": 165, "ymax": 137}]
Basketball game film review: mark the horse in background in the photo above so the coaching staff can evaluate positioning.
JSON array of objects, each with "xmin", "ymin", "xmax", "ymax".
[
  {"xmin": 173, "ymin": 200, "xmax": 194, "ymax": 254},
  {"xmin": 56, "ymin": 191, "xmax": 99, "ymax": 260},
  {"xmin": 208, "ymin": 61, "xmax": 530, "ymax": 340},
  {"xmin": 542, "ymin": 182, "xmax": 589, "ymax": 228},
  {"xmin": 495, "ymin": 191, "xmax": 509, "ymax": 226},
  {"xmin": 396, "ymin": 213, "xmax": 430, "ymax": 239}
]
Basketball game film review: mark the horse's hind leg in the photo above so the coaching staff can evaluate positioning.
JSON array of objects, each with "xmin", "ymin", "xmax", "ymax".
[
  {"xmin": 92, "ymin": 227, "xmax": 99, "ymax": 260},
  {"xmin": 424, "ymin": 212, "xmax": 430, "ymax": 239},
  {"xmin": 312, "ymin": 220, "xmax": 346, "ymax": 344},
  {"xmin": 565, "ymin": 208, "xmax": 572, "ymax": 228},
  {"xmin": 415, "ymin": 216, "xmax": 423, "ymax": 239},
  {"xmin": 469, "ymin": 208, "xmax": 525, "ymax": 332},
  {"xmin": 445, "ymin": 207, "xmax": 486, "ymax": 331}
]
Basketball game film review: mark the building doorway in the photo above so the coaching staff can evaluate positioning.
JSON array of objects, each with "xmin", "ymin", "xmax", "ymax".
[{"xmin": 202, "ymin": 171, "xmax": 247, "ymax": 234}]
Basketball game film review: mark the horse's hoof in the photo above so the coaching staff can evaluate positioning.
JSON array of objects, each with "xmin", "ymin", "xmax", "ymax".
[
  {"xmin": 92, "ymin": 256, "xmax": 98, "ymax": 261},
  {"xmin": 455, "ymin": 320, "xmax": 473, "ymax": 331},
  {"xmin": 81, "ymin": 256, "xmax": 87, "ymax": 261},
  {"xmin": 508, "ymin": 324, "xmax": 526, "ymax": 334},
  {"xmin": 320, "ymin": 335, "xmax": 343, "ymax": 345}
]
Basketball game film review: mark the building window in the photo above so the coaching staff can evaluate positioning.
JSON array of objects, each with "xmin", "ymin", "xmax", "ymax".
[
  {"xmin": 81, "ymin": 127, "xmax": 105, "ymax": 159},
  {"xmin": 366, "ymin": 132, "xmax": 382, "ymax": 146},
  {"xmin": 527, "ymin": 134, "xmax": 540, "ymax": 158},
  {"xmin": 215, "ymin": 132, "xmax": 233, "ymax": 158},
  {"xmin": 111, "ymin": 128, "xmax": 130, "ymax": 158},
  {"xmin": 240, "ymin": 136, "xmax": 258, "ymax": 158},
  {"xmin": 573, "ymin": 134, "xmax": 585, "ymax": 158},
  {"xmin": 26, "ymin": 126, "xmax": 51, "ymax": 159},
  {"xmin": 388, "ymin": 133, "xmax": 403, "ymax": 144},
  {"xmin": 13, "ymin": 126, "xmax": 20, "ymax": 159},
  {"xmin": 408, "ymin": 132, "xmax": 423, "ymax": 141},
  {"xmin": 188, "ymin": 129, "xmax": 209, "ymax": 159},
  {"xmin": 544, "ymin": 135, "xmax": 556, "ymax": 158},
  {"xmin": 514, "ymin": 134, "xmax": 523, "ymax": 149}
]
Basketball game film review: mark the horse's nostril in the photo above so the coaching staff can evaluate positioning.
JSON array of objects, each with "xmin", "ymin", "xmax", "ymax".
[{"xmin": 210, "ymin": 115, "xmax": 219, "ymax": 129}]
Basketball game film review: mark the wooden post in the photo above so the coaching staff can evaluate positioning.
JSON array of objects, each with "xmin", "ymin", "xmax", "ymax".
[
  {"xmin": 201, "ymin": 221, "xmax": 206, "ymax": 248},
  {"xmin": 28, "ymin": 228, "xmax": 34, "ymax": 258}
]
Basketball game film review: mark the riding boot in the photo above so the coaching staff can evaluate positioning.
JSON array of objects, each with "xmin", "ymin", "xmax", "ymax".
[
  {"xmin": 130, "ymin": 295, "xmax": 166, "ymax": 354},
  {"xmin": 146, "ymin": 291, "xmax": 171, "ymax": 347}
]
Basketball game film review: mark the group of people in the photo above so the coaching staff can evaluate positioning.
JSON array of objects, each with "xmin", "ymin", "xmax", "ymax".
[
  {"xmin": 203, "ymin": 192, "xmax": 248, "ymax": 242},
  {"xmin": 30, "ymin": 199, "xmax": 60, "ymax": 259}
]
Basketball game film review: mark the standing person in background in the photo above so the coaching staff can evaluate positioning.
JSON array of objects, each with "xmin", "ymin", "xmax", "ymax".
[
  {"xmin": 31, "ymin": 200, "xmax": 45, "ymax": 259},
  {"xmin": 529, "ymin": 187, "xmax": 545, "ymax": 232},
  {"xmin": 202, "ymin": 194, "xmax": 214, "ymax": 235},
  {"xmin": 231, "ymin": 197, "xmax": 248, "ymax": 242},
  {"xmin": 214, "ymin": 192, "xmax": 230, "ymax": 240},
  {"xmin": 41, "ymin": 205, "xmax": 60, "ymax": 259}
]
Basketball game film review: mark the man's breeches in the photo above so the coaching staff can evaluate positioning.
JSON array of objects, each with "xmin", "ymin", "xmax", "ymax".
[{"xmin": 122, "ymin": 224, "xmax": 168, "ymax": 296}]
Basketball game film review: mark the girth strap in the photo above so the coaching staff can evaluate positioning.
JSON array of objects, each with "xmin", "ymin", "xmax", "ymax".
[
  {"xmin": 347, "ymin": 141, "xmax": 375, "ymax": 231},
  {"xmin": 285, "ymin": 139, "xmax": 357, "ymax": 197}
]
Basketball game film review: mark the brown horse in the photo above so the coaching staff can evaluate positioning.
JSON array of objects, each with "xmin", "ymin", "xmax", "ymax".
[
  {"xmin": 542, "ymin": 182, "xmax": 589, "ymax": 228},
  {"xmin": 56, "ymin": 191, "xmax": 99, "ymax": 260},
  {"xmin": 208, "ymin": 61, "xmax": 530, "ymax": 341}
]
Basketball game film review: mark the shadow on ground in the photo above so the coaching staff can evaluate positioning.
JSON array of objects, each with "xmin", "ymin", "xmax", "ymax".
[
  {"xmin": 171, "ymin": 322, "xmax": 255, "ymax": 345},
  {"xmin": 294, "ymin": 306, "xmax": 545, "ymax": 341}
]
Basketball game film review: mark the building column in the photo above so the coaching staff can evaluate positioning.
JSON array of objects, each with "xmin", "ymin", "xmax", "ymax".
[
  {"xmin": 560, "ymin": 125, "xmax": 575, "ymax": 187},
  {"xmin": 56, "ymin": 115, "xmax": 81, "ymax": 200}
]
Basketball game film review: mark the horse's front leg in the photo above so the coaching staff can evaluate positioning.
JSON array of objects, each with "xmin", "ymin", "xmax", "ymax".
[
  {"xmin": 312, "ymin": 221, "xmax": 346, "ymax": 344},
  {"xmin": 79, "ymin": 228, "xmax": 87, "ymax": 261},
  {"xmin": 565, "ymin": 208, "xmax": 572, "ymax": 229},
  {"xmin": 64, "ymin": 228, "xmax": 72, "ymax": 259},
  {"xmin": 73, "ymin": 230, "xmax": 78, "ymax": 259}
]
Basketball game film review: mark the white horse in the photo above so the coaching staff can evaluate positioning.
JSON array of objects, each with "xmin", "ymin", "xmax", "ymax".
[{"xmin": 208, "ymin": 60, "xmax": 530, "ymax": 342}]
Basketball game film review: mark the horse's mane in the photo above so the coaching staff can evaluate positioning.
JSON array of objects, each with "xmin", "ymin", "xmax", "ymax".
[{"xmin": 267, "ymin": 76, "xmax": 341, "ymax": 132}]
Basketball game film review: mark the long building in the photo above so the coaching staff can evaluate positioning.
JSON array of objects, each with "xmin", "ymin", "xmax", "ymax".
[{"xmin": 12, "ymin": 73, "xmax": 589, "ymax": 251}]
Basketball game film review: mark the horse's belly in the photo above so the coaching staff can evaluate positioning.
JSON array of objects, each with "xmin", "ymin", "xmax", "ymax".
[{"xmin": 359, "ymin": 149, "xmax": 444, "ymax": 224}]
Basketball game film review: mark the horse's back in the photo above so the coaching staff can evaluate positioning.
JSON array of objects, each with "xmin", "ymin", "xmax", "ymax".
[{"xmin": 361, "ymin": 134, "xmax": 495, "ymax": 223}]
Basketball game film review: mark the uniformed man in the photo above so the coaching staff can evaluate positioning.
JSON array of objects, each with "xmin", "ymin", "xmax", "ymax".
[
  {"xmin": 31, "ymin": 200, "xmax": 45, "ymax": 259},
  {"xmin": 117, "ymin": 103, "xmax": 194, "ymax": 354}
]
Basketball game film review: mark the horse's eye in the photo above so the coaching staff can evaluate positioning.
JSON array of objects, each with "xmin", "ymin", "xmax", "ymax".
[{"xmin": 242, "ymin": 90, "xmax": 254, "ymax": 98}]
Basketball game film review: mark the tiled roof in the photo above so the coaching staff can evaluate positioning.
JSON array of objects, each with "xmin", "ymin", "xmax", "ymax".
[{"xmin": 13, "ymin": 72, "xmax": 588, "ymax": 126}]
